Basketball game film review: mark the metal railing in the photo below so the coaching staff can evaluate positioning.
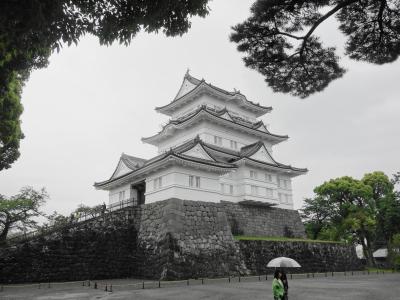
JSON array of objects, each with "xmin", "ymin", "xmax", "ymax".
[
  {"xmin": 108, "ymin": 198, "xmax": 136, "ymax": 212},
  {"xmin": 0, "ymin": 269, "xmax": 397, "ymax": 294}
]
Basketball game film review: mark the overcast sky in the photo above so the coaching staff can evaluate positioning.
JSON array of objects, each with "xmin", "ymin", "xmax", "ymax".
[{"xmin": 1, "ymin": 0, "xmax": 399, "ymax": 215}]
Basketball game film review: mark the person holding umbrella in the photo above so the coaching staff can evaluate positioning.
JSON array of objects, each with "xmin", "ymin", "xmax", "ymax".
[
  {"xmin": 281, "ymin": 270, "xmax": 289, "ymax": 300},
  {"xmin": 272, "ymin": 270, "xmax": 285, "ymax": 300},
  {"xmin": 268, "ymin": 257, "xmax": 300, "ymax": 300}
]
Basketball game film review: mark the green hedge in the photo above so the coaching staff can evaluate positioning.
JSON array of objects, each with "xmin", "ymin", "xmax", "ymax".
[{"xmin": 234, "ymin": 235, "xmax": 343, "ymax": 244}]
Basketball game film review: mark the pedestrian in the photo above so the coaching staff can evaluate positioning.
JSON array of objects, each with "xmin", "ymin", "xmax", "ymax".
[
  {"xmin": 272, "ymin": 269, "xmax": 285, "ymax": 300},
  {"xmin": 281, "ymin": 270, "xmax": 289, "ymax": 300}
]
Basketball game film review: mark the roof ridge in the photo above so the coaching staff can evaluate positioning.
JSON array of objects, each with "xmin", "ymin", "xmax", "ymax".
[
  {"xmin": 156, "ymin": 73, "xmax": 273, "ymax": 113},
  {"xmin": 121, "ymin": 153, "xmax": 147, "ymax": 162},
  {"xmin": 146, "ymin": 106, "xmax": 288, "ymax": 141},
  {"xmin": 240, "ymin": 140, "xmax": 263, "ymax": 153}
]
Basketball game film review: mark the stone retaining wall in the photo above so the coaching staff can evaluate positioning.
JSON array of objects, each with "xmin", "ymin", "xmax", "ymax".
[
  {"xmin": 220, "ymin": 201, "xmax": 306, "ymax": 238},
  {"xmin": 239, "ymin": 240, "xmax": 363, "ymax": 274},
  {"xmin": 0, "ymin": 198, "xmax": 360, "ymax": 283},
  {"xmin": 137, "ymin": 199, "xmax": 247, "ymax": 279},
  {"xmin": 0, "ymin": 212, "xmax": 140, "ymax": 283}
]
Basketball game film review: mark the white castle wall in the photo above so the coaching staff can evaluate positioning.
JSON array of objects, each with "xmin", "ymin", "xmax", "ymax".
[
  {"xmin": 157, "ymin": 121, "xmax": 273, "ymax": 154},
  {"xmin": 138, "ymin": 163, "xmax": 294, "ymax": 209},
  {"xmin": 145, "ymin": 166, "xmax": 222, "ymax": 203},
  {"xmin": 109, "ymin": 183, "xmax": 133, "ymax": 204}
]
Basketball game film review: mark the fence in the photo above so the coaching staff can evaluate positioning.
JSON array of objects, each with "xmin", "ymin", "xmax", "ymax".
[
  {"xmin": 0, "ymin": 269, "xmax": 397, "ymax": 294},
  {"xmin": 6, "ymin": 198, "xmax": 135, "ymax": 244}
]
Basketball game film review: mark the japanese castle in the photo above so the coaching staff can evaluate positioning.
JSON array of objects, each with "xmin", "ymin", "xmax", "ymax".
[{"xmin": 94, "ymin": 71, "xmax": 307, "ymax": 209}]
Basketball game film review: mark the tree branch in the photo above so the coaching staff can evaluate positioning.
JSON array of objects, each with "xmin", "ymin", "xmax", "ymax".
[
  {"xmin": 299, "ymin": 0, "xmax": 359, "ymax": 58},
  {"xmin": 275, "ymin": 30, "xmax": 303, "ymax": 40},
  {"xmin": 377, "ymin": 0, "xmax": 387, "ymax": 42}
]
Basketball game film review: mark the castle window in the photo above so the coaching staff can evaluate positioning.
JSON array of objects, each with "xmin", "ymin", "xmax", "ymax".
[
  {"xmin": 214, "ymin": 136, "xmax": 222, "ymax": 146},
  {"xmin": 230, "ymin": 140, "xmax": 237, "ymax": 149},
  {"xmin": 265, "ymin": 173, "xmax": 273, "ymax": 182},
  {"xmin": 266, "ymin": 188, "xmax": 273, "ymax": 198},
  {"xmin": 119, "ymin": 191, "xmax": 125, "ymax": 201},
  {"xmin": 196, "ymin": 176, "xmax": 201, "ymax": 188},
  {"xmin": 153, "ymin": 177, "xmax": 163, "ymax": 190},
  {"xmin": 220, "ymin": 183, "xmax": 224, "ymax": 193},
  {"xmin": 250, "ymin": 170, "xmax": 257, "ymax": 179},
  {"xmin": 251, "ymin": 185, "xmax": 258, "ymax": 196},
  {"xmin": 189, "ymin": 175, "xmax": 201, "ymax": 188},
  {"xmin": 229, "ymin": 185, "xmax": 234, "ymax": 195}
]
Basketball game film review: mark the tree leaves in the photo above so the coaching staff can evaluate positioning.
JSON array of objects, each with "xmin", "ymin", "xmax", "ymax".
[
  {"xmin": 301, "ymin": 171, "xmax": 400, "ymax": 266},
  {"xmin": 0, "ymin": 187, "xmax": 48, "ymax": 241},
  {"xmin": 338, "ymin": 0, "xmax": 400, "ymax": 64},
  {"xmin": 231, "ymin": 0, "xmax": 400, "ymax": 98},
  {"xmin": 0, "ymin": 0, "xmax": 210, "ymax": 170}
]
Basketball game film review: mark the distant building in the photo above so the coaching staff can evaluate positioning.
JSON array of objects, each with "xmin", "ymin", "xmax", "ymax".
[{"xmin": 94, "ymin": 72, "xmax": 307, "ymax": 209}]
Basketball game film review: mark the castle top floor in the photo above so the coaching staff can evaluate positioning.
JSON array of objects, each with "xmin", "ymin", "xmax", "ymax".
[{"xmin": 155, "ymin": 71, "xmax": 272, "ymax": 122}]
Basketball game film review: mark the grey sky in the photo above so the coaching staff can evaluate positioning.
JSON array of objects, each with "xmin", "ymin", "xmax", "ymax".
[{"xmin": 1, "ymin": 0, "xmax": 399, "ymax": 215}]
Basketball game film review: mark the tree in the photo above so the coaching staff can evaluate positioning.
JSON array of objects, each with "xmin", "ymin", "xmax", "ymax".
[
  {"xmin": 362, "ymin": 171, "xmax": 400, "ymax": 247},
  {"xmin": 388, "ymin": 233, "xmax": 400, "ymax": 270},
  {"xmin": 230, "ymin": 0, "xmax": 400, "ymax": 98},
  {"xmin": 313, "ymin": 176, "xmax": 378, "ymax": 266},
  {"xmin": 302, "ymin": 171, "xmax": 400, "ymax": 267},
  {"xmin": 301, "ymin": 196, "xmax": 334, "ymax": 239},
  {"xmin": 73, "ymin": 204, "xmax": 103, "ymax": 219},
  {"xmin": 0, "ymin": 186, "xmax": 48, "ymax": 242},
  {"xmin": 45, "ymin": 211, "xmax": 69, "ymax": 228},
  {"xmin": 0, "ymin": 0, "xmax": 210, "ymax": 171}
]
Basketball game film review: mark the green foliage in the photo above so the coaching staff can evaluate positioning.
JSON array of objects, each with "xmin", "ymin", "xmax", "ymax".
[
  {"xmin": 0, "ymin": 0, "xmax": 210, "ymax": 170},
  {"xmin": 0, "ymin": 186, "xmax": 48, "ymax": 242},
  {"xmin": 0, "ymin": 72, "xmax": 24, "ymax": 170},
  {"xmin": 73, "ymin": 204, "xmax": 104, "ymax": 218},
  {"xmin": 45, "ymin": 211, "xmax": 69, "ymax": 228},
  {"xmin": 388, "ymin": 233, "xmax": 400, "ymax": 270},
  {"xmin": 230, "ymin": 0, "xmax": 400, "ymax": 98},
  {"xmin": 234, "ymin": 235, "xmax": 342, "ymax": 244},
  {"xmin": 301, "ymin": 171, "xmax": 400, "ymax": 267},
  {"xmin": 301, "ymin": 196, "xmax": 336, "ymax": 240}
]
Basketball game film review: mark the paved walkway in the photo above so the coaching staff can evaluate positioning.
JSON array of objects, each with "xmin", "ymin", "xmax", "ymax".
[{"xmin": 1, "ymin": 273, "xmax": 399, "ymax": 299}]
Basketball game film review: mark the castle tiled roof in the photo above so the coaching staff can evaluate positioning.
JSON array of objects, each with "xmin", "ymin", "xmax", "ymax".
[
  {"xmin": 156, "ymin": 72, "xmax": 272, "ymax": 116},
  {"xmin": 96, "ymin": 134, "xmax": 308, "ymax": 189},
  {"xmin": 94, "ymin": 139, "xmax": 237, "ymax": 189},
  {"xmin": 142, "ymin": 105, "xmax": 288, "ymax": 144},
  {"xmin": 120, "ymin": 153, "xmax": 147, "ymax": 169},
  {"xmin": 200, "ymin": 139, "xmax": 308, "ymax": 173}
]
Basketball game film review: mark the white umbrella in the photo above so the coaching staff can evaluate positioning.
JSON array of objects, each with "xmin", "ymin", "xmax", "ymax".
[{"xmin": 267, "ymin": 257, "xmax": 301, "ymax": 268}]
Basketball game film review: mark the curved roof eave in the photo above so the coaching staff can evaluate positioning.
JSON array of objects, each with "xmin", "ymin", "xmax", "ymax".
[
  {"xmin": 142, "ymin": 107, "xmax": 288, "ymax": 144},
  {"xmin": 155, "ymin": 81, "xmax": 271, "ymax": 116},
  {"xmin": 94, "ymin": 151, "xmax": 237, "ymax": 189},
  {"xmin": 236, "ymin": 157, "xmax": 308, "ymax": 175}
]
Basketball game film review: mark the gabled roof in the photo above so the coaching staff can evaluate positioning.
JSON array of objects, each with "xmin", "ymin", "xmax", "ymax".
[
  {"xmin": 109, "ymin": 153, "xmax": 147, "ymax": 179},
  {"xmin": 173, "ymin": 138, "xmax": 307, "ymax": 174},
  {"xmin": 202, "ymin": 140, "xmax": 308, "ymax": 175},
  {"xmin": 156, "ymin": 72, "xmax": 272, "ymax": 117},
  {"xmin": 142, "ymin": 105, "xmax": 288, "ymax": 145},
  {"xmin": 95, "ymin": 137, "xmax": 307, "ymax": 189},
  {"xmin": 94, "ymin": 138, "xmax": 236, "ymax": 189},
  {"xmin": 121, "ymin": 153, "xmax": 147, "ymax": 169}
]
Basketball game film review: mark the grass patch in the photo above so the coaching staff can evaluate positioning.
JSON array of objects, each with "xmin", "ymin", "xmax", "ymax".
[
  {"xmin": 366, "ymin": 267, "xmax": 396, "ymax": 273},
  {"xmin": 234, "ymin": 236, "xmax": 343, "ymax": 244}
]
